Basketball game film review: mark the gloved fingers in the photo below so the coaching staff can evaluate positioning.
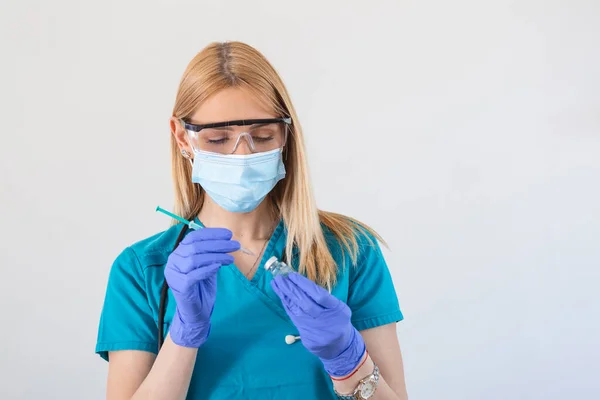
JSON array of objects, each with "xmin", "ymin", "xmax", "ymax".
[
  {"xmin": 271, "ymin": 277, "xmax": 302, "ymax": 317},
  {"xmin": 287, "ymin": 272, "xmax": 340, "ymax": 309},
  {"xmin": 179, "ymin": 239, "xmax": 241, "ymax": 255},
  {"xmin": 181, "ymin": 227, "xmax": 233, "ymax": 245},
  {"xmin": 271, "ymin": 275, "xmax": 300, "ymax": 301},
  {"xmin": 270, "ymin": 276, "xmax": 285, "ymax": 300},
  {"xmin": 164, "ymin": 267, "xmax": 187, "ymax": 294},
  {"xmin": 169, "ymin": 252, "xmax": 234, "ymax": 273},
  {"xmin": 281, "ymin": 293, "xmax": 303, "ymax": 317},
  {"xmin": 181, "ymin": 262, "xmax": 222, "ymax": 288},
  {"xmin": 166, "ymin": 262, "xmax": 222, "ymax": 294},
  {"xmin": 272, "ymin": 274, "xmax": 323, "ymax": 318}
]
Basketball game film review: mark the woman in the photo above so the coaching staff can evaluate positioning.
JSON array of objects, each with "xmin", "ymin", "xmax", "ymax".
[{"xmin": 96, "ymin": 41, "xmax": 408, "ymax": 400}]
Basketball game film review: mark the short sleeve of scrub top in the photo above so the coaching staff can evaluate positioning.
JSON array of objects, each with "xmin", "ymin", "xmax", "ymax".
[
  {"xmin": 95, "ymin": 247, "xmax": 159, "ymax": 359},
  {"xmin": 345, "ymin": 230, "xmax": 404, "ymax": 331},
  {"xmin": 95, "ymin": 221, "xmax": 403, "ymax": 399}
]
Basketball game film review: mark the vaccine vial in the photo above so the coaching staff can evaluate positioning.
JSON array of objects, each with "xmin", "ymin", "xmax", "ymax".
[{"xmin": 264, "ymin": 256, "xmax": 294, "ymax": 277}]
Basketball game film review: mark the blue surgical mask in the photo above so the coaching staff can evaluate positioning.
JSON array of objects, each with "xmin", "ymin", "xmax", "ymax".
[{"xmin": 191, "ymin": 148, "xmax": 286, "ymax": 213}]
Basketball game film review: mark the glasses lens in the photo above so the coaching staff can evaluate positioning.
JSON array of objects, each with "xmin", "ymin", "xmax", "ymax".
[
  {"xmin": 248, "ymin": 123, "xmax": 286, "ymax": 153},
  {"xmin": 188, "ymin": 122, "xmax": 287, "ymax": 154}
]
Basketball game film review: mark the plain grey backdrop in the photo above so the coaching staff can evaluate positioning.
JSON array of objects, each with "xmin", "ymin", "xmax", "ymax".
[{"xmin": 1, "ymin": 0, "xmax": 599, "ymax": 399}]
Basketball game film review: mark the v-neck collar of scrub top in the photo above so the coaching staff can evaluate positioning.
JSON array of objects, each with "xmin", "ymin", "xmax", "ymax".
[{"xmin": 190, "ymin": 216, "xmax": 291, "ymax": 322}]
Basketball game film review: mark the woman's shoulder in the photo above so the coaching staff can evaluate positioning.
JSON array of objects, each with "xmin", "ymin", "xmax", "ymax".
[
  {"xmin": 319, "ymin": 214, "xmax": 402, "ymax": 328},
  {"xmin": 116, "ymin": 223, "xmax": 188, "ymax": 270},
  {"xmin": 318, "ymin": 213, "xmax": 385, "ymax": 279},
  {"xmin": 320, "ymin": 213, "xmax": 382, "ymax": 255}
]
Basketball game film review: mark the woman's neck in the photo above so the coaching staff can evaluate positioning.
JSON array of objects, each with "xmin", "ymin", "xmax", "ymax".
[{"xmin": 197, "ymin": 196, "xmax": 278, "ymax": 242}]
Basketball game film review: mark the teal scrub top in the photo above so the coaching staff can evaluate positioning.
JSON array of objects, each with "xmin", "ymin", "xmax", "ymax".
[{"xmin": 96, "ymin": 219, "xmax": 403, "ymax": 399}]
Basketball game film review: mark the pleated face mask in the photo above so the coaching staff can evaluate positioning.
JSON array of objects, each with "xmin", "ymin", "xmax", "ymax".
[{"xmin": 191, "ymin": 148, "xmax": 286, "ymax": 213}]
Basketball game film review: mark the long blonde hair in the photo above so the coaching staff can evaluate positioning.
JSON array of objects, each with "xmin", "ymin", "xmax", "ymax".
[{"xmin": 170, "ymin": 41, "xmax": 383, "ymax": 287}]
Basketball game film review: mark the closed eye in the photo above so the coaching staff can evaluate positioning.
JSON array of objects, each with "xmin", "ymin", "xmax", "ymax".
[{"xmin": 251, "ymin": 136, "xmax": 274, "ymax": 143}]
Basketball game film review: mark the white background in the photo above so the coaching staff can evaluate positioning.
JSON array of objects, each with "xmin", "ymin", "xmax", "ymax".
[{"xmin": 1, "ymin": 1, "xmax": 599, "ymax": 399}]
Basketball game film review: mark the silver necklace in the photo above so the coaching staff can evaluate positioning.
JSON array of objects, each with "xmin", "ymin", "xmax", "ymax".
[{"xmin": 244, "ymin": 222, "xmax": 277, "ymax": 279}]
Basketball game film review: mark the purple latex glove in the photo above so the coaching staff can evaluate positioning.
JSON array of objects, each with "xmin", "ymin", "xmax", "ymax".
[
  {"xmin": 271, "ymin": 272, "xmax": 366, "ymax": 377},
  {"xmin": 164, "ymin": 228, "xmax": 240, "ymax": 348}
]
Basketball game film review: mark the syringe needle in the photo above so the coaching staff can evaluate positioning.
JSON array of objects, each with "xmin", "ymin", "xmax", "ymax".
[
  {"xmin": 156, "ymin": 206, "xmax": 255, "ymax": 256},
  {"xmin": 239, "ymin": 247, "xmax": 255, "ymax": 256}
]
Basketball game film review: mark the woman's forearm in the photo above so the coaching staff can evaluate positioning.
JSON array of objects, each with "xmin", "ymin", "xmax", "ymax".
[
  {"xmin": 332, "ymin": 354, "xmax": 407, "ymax": 400},
  {"xmin": 131, "ymin": 334, "xmax": 197, "ymax": 400}
]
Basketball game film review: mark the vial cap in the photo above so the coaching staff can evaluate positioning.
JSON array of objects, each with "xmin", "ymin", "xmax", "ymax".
[{"xmin": 264, "ymin": 256, "xmax": 278, "ymax": 271}]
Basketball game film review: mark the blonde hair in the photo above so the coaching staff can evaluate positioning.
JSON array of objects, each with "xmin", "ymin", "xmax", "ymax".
[{"xmin": 170, "ymin": 41, "xmax": 383, "ymax": 287}]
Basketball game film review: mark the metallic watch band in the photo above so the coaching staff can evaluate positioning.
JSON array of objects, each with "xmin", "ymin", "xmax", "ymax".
[{"xmin": 334, "ymin": 363, "xmax": 380, "ymax": 400}]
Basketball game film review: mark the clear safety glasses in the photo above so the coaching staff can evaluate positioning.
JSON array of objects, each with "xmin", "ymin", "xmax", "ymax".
[{"xmin": 182, "ymin": 117, "xmax": 292, "ymax": 155}]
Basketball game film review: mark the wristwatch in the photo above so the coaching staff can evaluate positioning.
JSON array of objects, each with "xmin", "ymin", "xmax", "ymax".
[{"xmin": 334, "ymin": 363, "xmax": 379, "ymax": 399}]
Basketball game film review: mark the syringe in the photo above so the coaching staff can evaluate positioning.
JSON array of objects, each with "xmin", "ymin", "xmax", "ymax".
[{"xmin": 155, "ymin": 206, "xmax": 255, "ymax": 256}]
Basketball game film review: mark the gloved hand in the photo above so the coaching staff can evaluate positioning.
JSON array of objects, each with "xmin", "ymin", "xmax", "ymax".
[
  {"xmin": 271, "ymin": 272, "xmax": 366, "ymax": 377},
  {"xmin": 164, "ymin": 228, "xmax": 240, "ymax": 348}
]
